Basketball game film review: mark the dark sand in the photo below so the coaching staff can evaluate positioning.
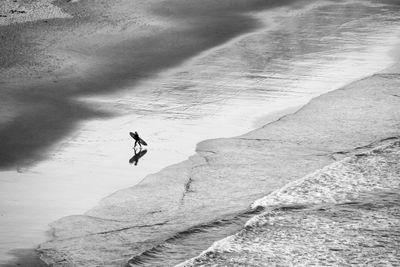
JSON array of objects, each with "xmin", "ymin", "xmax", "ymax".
[
  {"xmin": 38, "ymin": 64, "xmax": 400, "ymax": 265},
  {"xmin": 1, "ymin": 250, "xmax": 46, "ymax": 267},
  {"xmin": 0, "ymin": 0, "xmax": 302, "ymax": 169},
  {"xmin": 1, "ymin": 0, "xmax": 400, "ymax": 266},
  {"xmin": 0, "ymin": 0, "xmax": 304, "ymax": 265}
]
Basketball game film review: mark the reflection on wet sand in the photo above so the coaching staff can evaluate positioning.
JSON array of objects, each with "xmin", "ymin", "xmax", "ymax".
[
  {"xmin": 0, "ymin": 0, "xmax": 300, "ymax": 170},
  {"xmin": 129, "ymin": 148, "xmax": 148, "ymax": 166},
  {"xmin": 36, "ymin": 1, "xmax": 400, "ymax": 266}
]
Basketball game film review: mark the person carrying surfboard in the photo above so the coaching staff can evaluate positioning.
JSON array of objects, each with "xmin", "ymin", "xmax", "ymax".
[
  {"xmin": 130, "ymin": 131, "xmax": 147, "ymax": 148},
  {"xmin": 131, "ymin": 131, "xmax": 141, "ymax": 148}
]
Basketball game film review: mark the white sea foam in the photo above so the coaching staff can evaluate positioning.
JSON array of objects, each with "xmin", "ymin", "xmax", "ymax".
[
  {"xmin": 248, "ymin": 139, "xmax": 400, "ymax": 223},
  {"xmin": 178, "ymin": 139, "xmax": 400, "ymax": 266}
]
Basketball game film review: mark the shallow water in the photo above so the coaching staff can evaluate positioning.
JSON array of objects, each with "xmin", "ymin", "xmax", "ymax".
[
  {"xmin": 182, "ymin": 140, "xmax": 400, "ymax": 266},
  {"xmin": 1, "ymin": 0, "xmax": 400, "ymax": 265}
]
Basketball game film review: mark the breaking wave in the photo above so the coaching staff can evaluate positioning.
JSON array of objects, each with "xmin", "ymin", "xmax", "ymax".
[
  {"xmin": 178, "ymin": 138, "xmax": 400, "ymax": 266},
  {"xmin": 126, "ymin": 207, "xmax": 265, "ymax": 266}
]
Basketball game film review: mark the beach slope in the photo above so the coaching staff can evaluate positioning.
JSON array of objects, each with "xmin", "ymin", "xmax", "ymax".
[{"xmin": 39, "ymin": 64, "xmax": 400, "ymax": 265}]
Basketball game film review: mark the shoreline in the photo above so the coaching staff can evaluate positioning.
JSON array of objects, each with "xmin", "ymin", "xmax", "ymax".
[
  {"xmin": 4, "ymin": 54, "xmax": 400, "ymax": 267},
  {"xmin": 1, "ymin": 1, "xmax": 316, "ymax": 265},
  {"xmin": 180, "ymin": 137, "xmax": 400, "ymax": 266},
  {"xmin": 38, "ymin": 59, "xmax": 400, "ymax": 265},
  {"xmin": 0, "ymin": 107, "xmax": 305, "ymax": 267},
  {"xmin": 2, "ymin": 0, "xmax": 400, "ymax": 266},
  {"xmin": 0, "ymin": 106, "xmax": 311, "ymax": 267},
  {"xmin": 0, "ymin": 0, "xmax": 273, "ymax": 169}
]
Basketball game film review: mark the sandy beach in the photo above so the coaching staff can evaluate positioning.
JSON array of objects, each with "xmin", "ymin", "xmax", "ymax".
[
  {"xmin": 38, "ymin": 63, "xmax": 400, "ymax": 266},
  {"xmin": 1, "ymin": 0, "xmax": 400, "ymax": 266}
]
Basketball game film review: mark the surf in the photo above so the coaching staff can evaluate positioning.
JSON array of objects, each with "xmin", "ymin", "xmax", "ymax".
[{"xmin": 179, "ymin": 138, "xmax": 400, "ymax": 266}]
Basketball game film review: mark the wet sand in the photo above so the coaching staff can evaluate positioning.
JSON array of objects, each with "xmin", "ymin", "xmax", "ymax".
[
  {"xmin": 1, "ymin": 0, "xmax": 400, "ymax": 266},
  {"xmin": 0, "ymin": 0, "xmax": 302, "ymax": 169},
  {"xmin": 38, "ymin": 63, "xmax": 400, "ymax": 265},
  {"xmin": 1, "ymin": 0, "xmax": 313, "ymax": 265},
  {"xmin": 181, "ymin": 138, "xmax": 400, "ymax": 266}
]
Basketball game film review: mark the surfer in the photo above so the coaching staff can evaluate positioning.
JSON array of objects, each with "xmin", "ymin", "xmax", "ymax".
[
  {"xmin": 130, "ymin": 131, "xmax": 147, "ymax": 149},
  {"xmin": 131, "ymin": 131, "xmax": 141, "ymax": 148}
]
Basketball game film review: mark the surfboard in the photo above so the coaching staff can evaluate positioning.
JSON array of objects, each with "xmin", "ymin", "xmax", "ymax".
[
  {"xmin": 129, "ymin": 132, "xmax": 137, "ymax": 139},
  {"xmin": 130, "ymin": 132, "xmax": 148, "ymax": 146},
  {"xmin": 139, "ymin": 138, "xmax": 147, "ymax": 146}
]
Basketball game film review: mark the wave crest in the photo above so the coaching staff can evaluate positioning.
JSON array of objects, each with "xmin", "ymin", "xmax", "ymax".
[{"xmin": 179, "ymin": 139, "xmax": 400, "ymax": 266}]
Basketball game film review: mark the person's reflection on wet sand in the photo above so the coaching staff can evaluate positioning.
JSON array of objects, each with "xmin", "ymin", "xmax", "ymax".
[{"xmin": 129, "ymin": 148, "xmax": 148, "ymax": 166}]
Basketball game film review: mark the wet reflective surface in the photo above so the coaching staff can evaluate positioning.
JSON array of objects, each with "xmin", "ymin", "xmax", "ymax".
[
  {"xmin": 1, "ymin": 0, "xmax": 400, "ymax": 265},
  {"xmin": 184, "ymin": 140, "xmax": 400, "ymax": 266},
  {"xmin": 129, "ymin": 148, "xmax": 148, "ymax": 166}
]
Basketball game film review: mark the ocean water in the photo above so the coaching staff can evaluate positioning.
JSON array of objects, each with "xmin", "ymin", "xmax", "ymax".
[
  {"xmin": 35, "ymin": 0, "xmax": 400, "ymax": 266},
  {"xmin": 2, "ymin": 0, "xmax": 400, "ymax": 265},
  {"xmin": 180, "ymin": 139, "xmax": 400, "ymax": 266}
]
